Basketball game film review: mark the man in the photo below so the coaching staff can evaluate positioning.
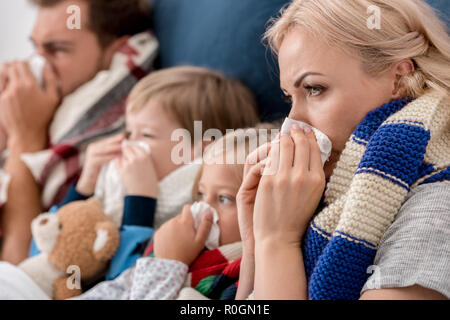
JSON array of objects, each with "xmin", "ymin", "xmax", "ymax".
[{"xmin": 0, "ymin": 0, "xmax": 154, "ymax": 264}]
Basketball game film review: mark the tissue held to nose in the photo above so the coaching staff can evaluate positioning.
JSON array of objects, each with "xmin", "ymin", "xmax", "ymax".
[
  {"xmin": 190, "ymin": 201, "xmax": 220, "ymax": 250},
  {"xmin": 28, "ymin": 55, "xmax": 46, "ymax": 87},
  {"xmin": 280, "ymin": 118, "xmax": 332, "ymax": 166},
  {"xmin": 121, "ymin": 140, "xmax": 151, "ymax": 155}
]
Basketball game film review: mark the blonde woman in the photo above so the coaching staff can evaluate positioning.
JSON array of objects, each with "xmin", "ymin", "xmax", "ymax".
[{"xmin": 236, "ymin": 0, "xmax": 450, "ymax": 300}]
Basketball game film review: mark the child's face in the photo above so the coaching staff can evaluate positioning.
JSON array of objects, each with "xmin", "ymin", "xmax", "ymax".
[
  {"xmin": 125, "ymin": 99, "xmax": 184, "ymax": 181},
  {"xmin": 197, "ymin": 163, "xmax": 242, "ymax": 246}
]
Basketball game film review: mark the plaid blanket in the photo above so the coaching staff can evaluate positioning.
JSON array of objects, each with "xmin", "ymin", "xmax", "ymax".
[
  {"xmin": 0, "ymin": 32, "xmax": 158, "ymax": 210},
  {"xmin": 144, "ymin": 241, "xmax": 242, "ymax": 300}
]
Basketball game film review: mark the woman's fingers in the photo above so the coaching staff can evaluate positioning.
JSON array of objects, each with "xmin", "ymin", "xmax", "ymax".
[
  {"xmin": 263, "ymin": 138, "xmax": 280, "ymax": 176},
  {"xmin": 239, "ymin": 158, "xmax": 268, "ymax": 193},
  {"xmin": 305, "ymin": 130, "xmax": 323, "ymax": 172},
  {"xmin": 291, "ymin": 127, "xmax": 311, "ymax": 171},
  {"xmin": 279, "ymin": 132, "xmax": 294, "ymax": 174},
  {"xmin": 245, "ymin": 142, "xmax": 271, "ymax": 167}
]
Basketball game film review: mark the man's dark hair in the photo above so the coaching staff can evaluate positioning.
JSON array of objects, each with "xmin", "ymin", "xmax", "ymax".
[{"xmin": 30, "ymin": 0, "xmax": 152, "ymax": 47}]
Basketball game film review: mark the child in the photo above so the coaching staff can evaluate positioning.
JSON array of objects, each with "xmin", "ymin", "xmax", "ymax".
[
  {"xmin": 30, "ymin": 66, "xmax": 260, "ymax": 281},
  {"xmin": 75, "ymin": 126, "xmax": 278, "ymax": 300}
]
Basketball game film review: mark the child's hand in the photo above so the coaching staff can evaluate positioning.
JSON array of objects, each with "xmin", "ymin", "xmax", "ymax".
[
  {"xmin": 76, "ymin": 134, "xmax": 125, "ymax": 195},
  {"xmin": 153, "ymin": 205, "xmax": 213, "ymax": 266},
  {"xmin": 116, "ymin": 144, "xmax": 158, "ymax": 198}
]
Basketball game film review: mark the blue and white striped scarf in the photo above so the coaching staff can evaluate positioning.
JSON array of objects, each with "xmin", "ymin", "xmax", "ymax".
[{"xmin": 302, "ymin": 91, "xmax": 450, "ymax": 300}]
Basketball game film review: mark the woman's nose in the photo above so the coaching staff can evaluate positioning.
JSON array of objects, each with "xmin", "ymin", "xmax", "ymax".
[{"xmin": 288, "ymin": 103, "xmax": 309, "ymax": 123}]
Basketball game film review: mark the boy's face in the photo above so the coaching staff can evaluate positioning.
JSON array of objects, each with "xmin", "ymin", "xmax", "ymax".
[
  {"xmin": 125, "ymin": 100, "xmax": 184, "ymax": 181},
  {"xmin": 196, "ymin": 163, "xmax": 242, "ymax": 246}
]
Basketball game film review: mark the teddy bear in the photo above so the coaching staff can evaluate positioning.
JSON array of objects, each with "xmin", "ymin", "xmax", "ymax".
[{"xmin": 18, "ymin": 198, "xmax": 120, "ymax": 300}]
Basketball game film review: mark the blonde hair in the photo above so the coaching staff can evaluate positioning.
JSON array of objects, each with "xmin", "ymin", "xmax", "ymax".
[
  {"xmin": 192, "ymin": 123, "xmax": 279, "ymax": 199},
  {"xmin": 126, "ymin": 66, "xmax": 260, "ymax": 141},
  {"xmin": 264, "ymin": 0, "xmax": 450, "ymax": 98}
]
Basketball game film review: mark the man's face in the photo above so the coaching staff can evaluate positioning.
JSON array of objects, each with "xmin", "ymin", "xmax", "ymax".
[{"xmin": 30, "ymin": 0, "xmax": 110, "ymax": 97}]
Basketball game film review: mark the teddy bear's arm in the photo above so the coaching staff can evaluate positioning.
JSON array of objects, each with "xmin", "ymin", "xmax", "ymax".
[{"xmin": 53, "ymin": 277, "xmax": 82, "ymax": 300}]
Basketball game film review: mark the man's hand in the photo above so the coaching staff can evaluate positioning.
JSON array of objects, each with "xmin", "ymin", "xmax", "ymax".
[
  {"xmin": 0, "ymin": 61, "xmax": 61, "ymax": 152},
  {"xmin": 0, "ymin": 62, "xmax": 10, "ymax": 93}
]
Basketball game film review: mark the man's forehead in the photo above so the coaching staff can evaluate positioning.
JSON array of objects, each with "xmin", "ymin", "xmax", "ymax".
[{"xmin": 32, "ymin": 1, "xmax": 89, "ymax": 41}]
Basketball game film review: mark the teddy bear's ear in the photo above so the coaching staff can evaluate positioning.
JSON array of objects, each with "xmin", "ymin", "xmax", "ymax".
[{"xmin": 92, "ymin": 221, "xmax": 120, "ymax": 261}]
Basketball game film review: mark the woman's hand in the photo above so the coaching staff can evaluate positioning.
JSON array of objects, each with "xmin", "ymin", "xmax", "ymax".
[
  {"xmin": 236, "ymin": 141, "xmax": 273, "ymax": 256},
  {"xmin": 76, "ymin": 134, "xmax": 125, "ymax": 195},
  {"xmin": 153, "ymin": 205, "xmax": 213, "ymax": 266},
  {"xmin": 253, "ymin": 125, "xmax": 326, "ymax": 248},
  {"xmin": 116, "ymin": 144, "xmax": 158, "ymax": 198}
]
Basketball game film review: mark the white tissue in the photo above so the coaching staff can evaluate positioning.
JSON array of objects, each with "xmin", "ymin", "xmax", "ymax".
[
  {"xmin": 28, "ymin": 55, "xmax": 46, "ymax": 87},
  {"xmin": 121, "ymin": 140, "xmax": 151, "ymax": 155},
  {"xmin": 280, "ymin": 118, "xmax": 332, "ymax": 166},
  {"xmin": 190, "ymin": 201, "xmax": 220, "ymax": 250}
]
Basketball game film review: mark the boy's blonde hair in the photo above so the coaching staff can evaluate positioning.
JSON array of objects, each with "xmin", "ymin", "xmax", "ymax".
[
  {"xmin": 126, "ymin": 66, "xmax": 260, "ymax": 141},
  {"xmin": 264, "ymin": 0, "xmax": 450, "ymax": 98},
  {"xmin": 192, "ymin": 123, "xmax": 280, "ymax": 200}
]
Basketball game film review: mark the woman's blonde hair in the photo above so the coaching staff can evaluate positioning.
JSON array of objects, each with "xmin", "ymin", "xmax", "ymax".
[
  {"xmin": 126, "ymin": 66, "xmax": 260, "ymax": 141},
  {"xmin": 264, "ymin": 0, "xmax": 450, "ymax": 98}
]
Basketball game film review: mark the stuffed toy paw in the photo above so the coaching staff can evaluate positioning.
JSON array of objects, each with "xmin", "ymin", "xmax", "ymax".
[{"xmin": 19, "ymin": 198, "xmax": 120, "ymax": 300}]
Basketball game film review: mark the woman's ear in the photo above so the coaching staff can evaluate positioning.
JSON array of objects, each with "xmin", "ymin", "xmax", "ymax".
[{"xmin": 391, "ymin": 59, "xmax": 415, "ymax": 99}]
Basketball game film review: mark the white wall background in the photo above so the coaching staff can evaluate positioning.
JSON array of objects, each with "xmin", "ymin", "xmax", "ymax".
[{"xmin": 0, "ymin": 0, "xmax": 37, "ymax": 63}]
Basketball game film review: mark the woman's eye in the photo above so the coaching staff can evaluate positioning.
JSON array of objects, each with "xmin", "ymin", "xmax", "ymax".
[
  {"xmin": 142, "ymin": 133, "xmax": 154, "ymax": 139},
  {"xmin": 219, "ymin": 195, "xmax": 233, "ymax": 204},
  {"xmin": 304, "ymin": 85, "xmax": 325, "ymax": 97},
  {"xmin": 125, "ymin": 131, "xmax": 132, "ymax": 139}
]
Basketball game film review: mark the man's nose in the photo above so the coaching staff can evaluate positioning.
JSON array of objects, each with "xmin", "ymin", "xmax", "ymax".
[{"xmin": 35, "ymin": 46, "xmax": 48, "ymax": 59}]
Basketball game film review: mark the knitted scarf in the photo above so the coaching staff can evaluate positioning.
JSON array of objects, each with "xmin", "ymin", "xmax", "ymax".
[
  {"xmin": 143, "ymin": 241, "xmax": 242, "ymax": 300},
  {"xmin": 303, "ymin": 91, "xmax": 450, "ymax": 300}
]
